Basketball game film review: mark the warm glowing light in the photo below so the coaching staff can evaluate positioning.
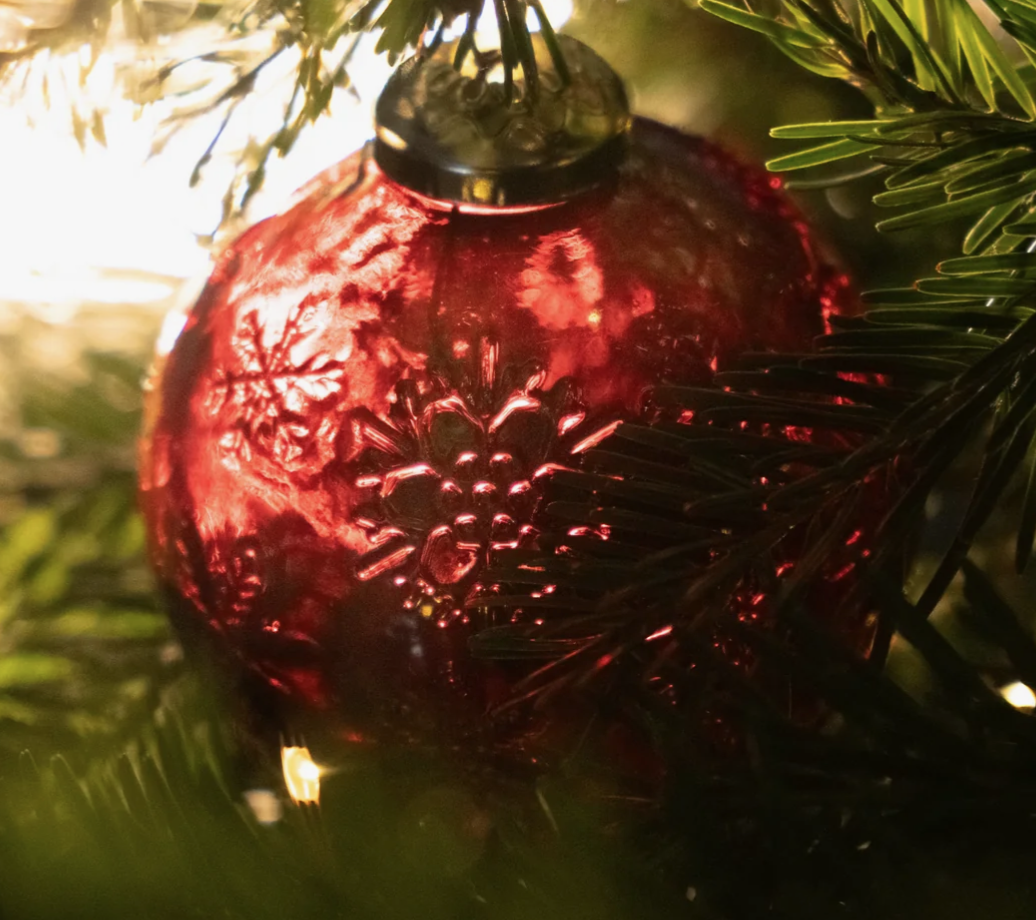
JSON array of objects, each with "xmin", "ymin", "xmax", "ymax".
[
  {"xmin": 243, "ymin": 788, "xmax": 283, "ymax": 825},
  {"xmin": 281, "ymin": 745, "xmax": 321, "ymax": 803},
  {"xmin": 0, "ymin": 27, "xmax": 382, "ymax": 325},
  {"xmin": 441, "ymin": 0, "xmax": 573, "ymax": 43},
  {"xmin": 0, "ymin": 49, "xmax": 209, "ymax": 313},
  {"xmin": 1000, "ymin": 681, "xmax": 1036, "ymax": 710}
]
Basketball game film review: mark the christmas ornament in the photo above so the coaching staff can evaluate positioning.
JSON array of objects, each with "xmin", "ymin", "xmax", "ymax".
[{"xmin": 139, "ymin": 34, "xmax": 858, "ymax": 757}]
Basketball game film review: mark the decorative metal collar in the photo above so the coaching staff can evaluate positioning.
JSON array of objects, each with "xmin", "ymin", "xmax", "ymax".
[{"xmin": 374, "ymin": 34, "xmax": 631, "ymax": 207}]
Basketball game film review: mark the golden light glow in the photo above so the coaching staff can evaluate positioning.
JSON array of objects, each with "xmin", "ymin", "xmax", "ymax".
[
  {"xmin": 243, "ymin": 788, "xmax": 283, "ymax": 825},
  {"xmin": 0, "ymin": 0, "xmax": 573, "ymax": 330},
  {"xmin": 442, "ymin": 0, "xmax": 573, "ymax": 43},
  {"xmin": 0, "ymin": 46, "xmax": 208, "ymax": 314},
  {"xmin": 1000, "ymin": 681, "xmax": 1036, "ymax": 710},
  {"xmin": 0, "ymin": 24, "xmax": 383, "ymax": 323},
  {"xmin": 281, "ymin": 745, "xmax": 321, "ymax": 803}
]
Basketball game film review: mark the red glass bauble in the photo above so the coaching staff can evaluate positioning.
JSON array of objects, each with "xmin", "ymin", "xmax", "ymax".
[{"xmin": 140, "ymin": 118, "xmax": 854, "ymax": 751}]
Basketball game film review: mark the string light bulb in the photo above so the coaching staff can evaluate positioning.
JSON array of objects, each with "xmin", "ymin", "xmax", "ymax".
[
  {"xmin": 281, "ymin": 745, "xmax": 321, "ymax": 804},
  {"xmin": 1000, "ymin": 681, "xmax": 1036, "ymax": 711}
]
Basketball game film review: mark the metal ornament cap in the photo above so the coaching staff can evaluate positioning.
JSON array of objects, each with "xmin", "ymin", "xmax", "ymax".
[{"xmin": 374, "ymin": 34, "xmax": 631, "ymax": 207}]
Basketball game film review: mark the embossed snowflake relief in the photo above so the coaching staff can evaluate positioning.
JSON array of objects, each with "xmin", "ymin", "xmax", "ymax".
[
  {"xmin": 340, "ymin": 336, "xmax": 598, "ymax": 619},
  {"xmin": 142, "ymin": 127, "xmax": 844, "ymax": 708},
  {"xmin": 201, "ymin": 287, "xmax": 601, "ymax": 628}
]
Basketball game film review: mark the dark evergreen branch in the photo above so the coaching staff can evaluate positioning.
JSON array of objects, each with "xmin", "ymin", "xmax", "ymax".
[{"xmin": 472, "ymin": 276, "xmax": 1036, "ymax": 769}]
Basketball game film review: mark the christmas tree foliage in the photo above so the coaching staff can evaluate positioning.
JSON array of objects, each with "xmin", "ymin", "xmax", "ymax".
[{"xmin": 5, "ymin": 0, "xmax": 1036, "ymax": 916}]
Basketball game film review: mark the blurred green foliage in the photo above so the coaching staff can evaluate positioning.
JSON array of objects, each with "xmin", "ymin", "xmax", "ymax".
[{"xmin": 0, "ymin": 348, "xmax": 175, "ymax": 770}]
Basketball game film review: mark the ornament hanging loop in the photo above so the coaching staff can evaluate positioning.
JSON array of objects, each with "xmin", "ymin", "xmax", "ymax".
[{"xmin": 374, "ymin": 34, "xmax": 631, "ymax": 207}]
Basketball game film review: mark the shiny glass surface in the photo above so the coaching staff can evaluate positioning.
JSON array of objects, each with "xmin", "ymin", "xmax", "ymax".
[{"xmin": 140, "ymin": 119, "xmax": 854, "ymax": 747}]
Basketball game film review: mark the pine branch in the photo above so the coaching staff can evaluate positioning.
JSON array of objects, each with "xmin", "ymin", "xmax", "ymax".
[
  {"xmin": 413, "ymin": 0, "xmax": 1036, "ymax": 798},
  {"xmin": 474, "ymin": 295, "xmax": 1036, "ymax": 725}
]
